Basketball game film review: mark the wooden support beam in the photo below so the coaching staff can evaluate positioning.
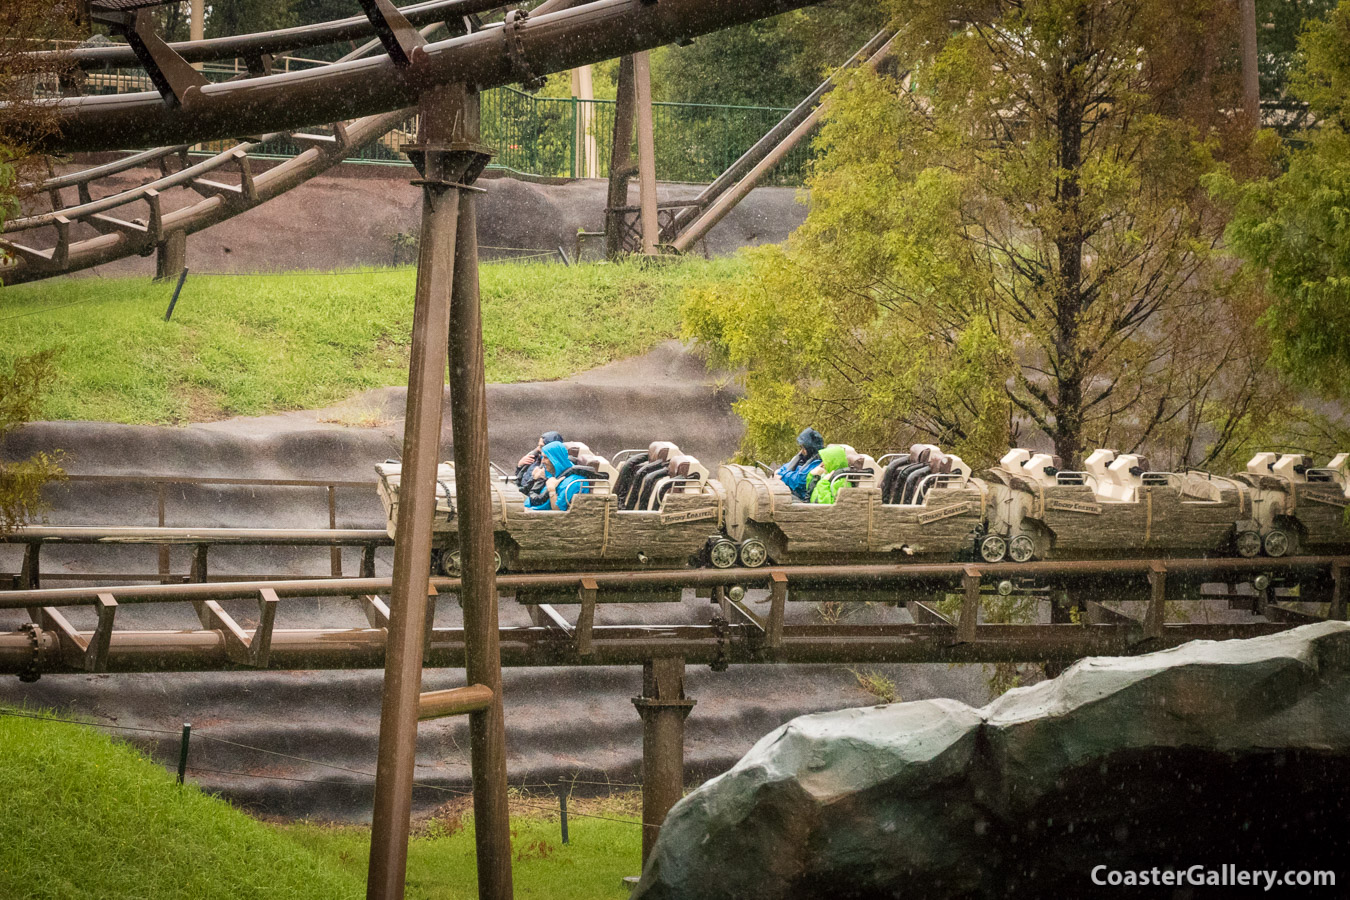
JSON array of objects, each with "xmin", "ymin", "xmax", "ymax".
[
  {"xmin": 957, "ymin": 567, "xmax": 981, "ymax": 642},
  {"xmin": 358, "ymin": 594, "xmax": 391, "ymax": 629},
  {"xmin": 87, "ymin": 213, "xmax": 149, "ymax": 237},
  {"xmin": 1263, "ymin": 604, "xmax": 1325, "ymax": 626},
  {"xmin": 418, "ymin": 683, "xmax": 494, "ymax": 720},
  {"xmin": 193, "ymin": 599, "xmax": 253, "ymax": 664},
  {"xmin": 145, "ymin": 189, "xmax": 166, "ymax": 242},
  {"xmin": 87, "ymin": 593, "xmax": 118, "ymax": 673},
  {"xmin": 907, "ymin": 599, "xmax": 952, "ymax": 626},
  {"xmin": 576, "ymin": 577, "xmax": 597, "ymax": 656},
  {"xmin": 1331, "ymin": 562, "xmax": 1347, "ymax": 621},
  {"xmin": 766, "ymin": 570, "xmax": 786, "ymax": 649},
  {"xmin": 1084, "ymin": 600, "xmax": 1139, "ymax": 627},
  {"xmin": 20, "ymin": 543, "xmax": 40, "ymax": 590},
  {"xmin": 424, "ymin": 584, "xmax": 438, "ymax": 653},
  {"xmin": 190, "ymin": 543, "xmax": 208, "ymax": 583},
  {"xmin": 190, "ymin": 177, "xmax": 245, "ymax": 200},
  {"xmin": 253, "ymin": 588, "xmax": 279, "ymax": 668},
  {"xmin": 1144, "ymin": 562, "xmax": 1167, "ymax": 640},
  {"xmin": 232, "ymin": 149, "xmax": 258, "ymax": 203},
  {"xmin": 26, "ymin": 605, "xmax": 87, "ymax": 668},
  {"xmin": 726, "ymin": 598, "xmax": 765, "ymax": 632},
  {"xmin": 191, "ymin": 589, "xmax": 278, "ymax": 667},
  {"xmin": 534, "ymin": 604, "xmax": 573, "ymax": 635},
  {"xmin": 362, "ymin": 543, "xmax": 378, "ymax": 578},
  {"xmin": 632, "ymin": 50, "xmax": 658, "ymax": 254}
]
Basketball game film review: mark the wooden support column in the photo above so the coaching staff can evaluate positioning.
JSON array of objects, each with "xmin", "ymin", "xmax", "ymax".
[
  {"xmin": 632, "ymin": 51, "xmax": 659, "ymax": 255},
  {"xmin": 443, "ymin": 85, "xmax": 514, "ymax": 900},
  {"xmin": 154, "ymin": 230, "xmax": 186, "ymax": 281},
  {"xmin": 367, "ymin": 82, "xmax": 471, "ymax": 900},
  {"xmin": 604, "ymin": 55, "xmax": 637, "ymax": 259},
  {"xmin": 957, "ymin": 568, "xmax": 981, "ymax": 643},
  {"xmin": 1145, "ymin": 562, "xmax": 1167, "ymax": 640},
  {"xmin": 1331, "ymin": 562, "xmax": 1348, "ymax": 622},
  {"xmin": 632, "ymin": 657, "xmax": 695, "ymax": 865}
]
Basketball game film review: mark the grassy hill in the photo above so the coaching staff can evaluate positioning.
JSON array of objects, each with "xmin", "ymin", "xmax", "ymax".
[
  {"xmin": 0, "ymin": 257, "xmax": 744, "ymax": 425},
  {"xmin": 0, "ymin": 708, "xmax": 638, "ymax": 899}
]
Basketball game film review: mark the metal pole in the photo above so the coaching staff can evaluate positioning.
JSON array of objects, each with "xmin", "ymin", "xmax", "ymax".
[
  {"xmin": 1239, "ymin": 0, "xmax": 1260, "ymax": 129},
  {"xmin": 559, "ymin": 788, "xmax": 569, "ymax": 844},
  {"xmin": 446, "ymin": 94, "xmax": 515, "ymax": 898},
  {"xmin": 605, "ymin": 55, "xmax": 637, "ymax": 259},
  {"xmin": 366, "ymin": 84, "xmax": 462, "ymax": 900},
  {"xmin": 632, "ymin": 51, "xmax": 659, "ymax": 255},
  {"xmin": 176, "ymin": 722, "xmax": 192, "ymax": 784},
  {"xmin": 633, "ymin": 657, "xmax": 693, "ymax": 864}
]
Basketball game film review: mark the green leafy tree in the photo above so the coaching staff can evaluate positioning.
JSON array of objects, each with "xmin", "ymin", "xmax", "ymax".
[
  {"xmin": 1219, "ymin": 1, "xmax": 1350, "ymax": 397},
  {"xmin": 206, "ymin": 0, "xmax": 299, "ymax": 39},
  {"xmin": 685, "ymin": 0, "xmax": 1286, "ymax": 469}
]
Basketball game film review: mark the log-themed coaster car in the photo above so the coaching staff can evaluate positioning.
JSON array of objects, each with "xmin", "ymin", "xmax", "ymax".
[
  {"xmin": 979, "ymin": 448, "xmax": 1249, "ymax": 562},
  {"xmin": 379, "ymin": 442, "xmax": 1350, "ymax": 572},
  {"xmin": 718, "ymin": 445, "xmax": 987, "ymax": 566},
  {"xmin": 1228, "ymin": 452, "xmax": 1350, "ymax": 558},
  {"xmin": 377, "ymin": 441, "xmax": 727, "ymax": 573}
]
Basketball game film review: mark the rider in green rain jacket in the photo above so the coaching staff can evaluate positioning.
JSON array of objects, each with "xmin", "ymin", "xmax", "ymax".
[{"xmin": 808, "ymin": 445, "xmax": 852, "ymax": 505}]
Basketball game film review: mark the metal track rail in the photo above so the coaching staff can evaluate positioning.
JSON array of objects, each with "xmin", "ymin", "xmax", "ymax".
[
  {"xmin": 34, "ymin": 0, "xmax": 508, "ymax": 69},
  {"xmin": 28, "ymin": 0, "xmax": 821, "ymax": 154},
  {"xmin": 1, "ymin": 557, "xmax": 1342, "ymax": 676}
]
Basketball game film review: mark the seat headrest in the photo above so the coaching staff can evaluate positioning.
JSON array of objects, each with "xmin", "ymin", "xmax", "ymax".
[
  {"xmin": 846, "ymin": 452, "xmax": 865, "ymax": 469},
  {"xmin": 669, "ymin": 457, "xmax": 692, "ymax": 478},
  {"xmin": 649, "ymin": 440, "xmax": 678, "ymax": 458}
]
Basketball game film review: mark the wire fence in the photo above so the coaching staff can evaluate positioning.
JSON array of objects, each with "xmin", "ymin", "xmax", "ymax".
[
  {"xmin": 77, "ymin": 67, "xmax": 813, "ymax": 185},
  {"xmin": 0, "ymin": 708, "xmax": 653, "ymax": 831}
]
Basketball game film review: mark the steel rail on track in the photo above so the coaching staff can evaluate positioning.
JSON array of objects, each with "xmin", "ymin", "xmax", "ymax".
[
  {"xmin": 0, "ymin": 557, "xmax": 1339, "ymax": 674},
  {"xmin": 1, "ymin": 555, "xmax": 1343, "ymax": 609},
  {"xmin": 32, "ymin": 0, "xmax": 511, "ymax": 69},
  {"xmin": 29, "ymin": 0, "xmax": 822, "ymax": 154}
]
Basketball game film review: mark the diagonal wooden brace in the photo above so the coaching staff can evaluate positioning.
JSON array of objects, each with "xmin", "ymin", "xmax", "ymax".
[
  {"xmin": 191, "ymin": 588, "xmax": 279, "ymax": 667},
  {"xmin": 357, "ymin": 594, "xmax": 391, "ymax": 628},
  {"xmin": 25, "ymin": 593, "xmax": 117, "ymax": 672}
]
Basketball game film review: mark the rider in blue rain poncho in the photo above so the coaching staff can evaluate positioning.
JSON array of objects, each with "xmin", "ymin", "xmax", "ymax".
[
  {"xmin": 776, "ymin": 427, "xmax": 825, "ymax": 501},
  {"xmin": 524, "ymin": 440, "xmax": 590, "ymax": 511}
]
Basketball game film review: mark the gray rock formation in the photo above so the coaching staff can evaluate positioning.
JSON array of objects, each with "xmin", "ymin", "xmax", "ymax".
[{"xmin": 634, "ymin": 622, "xmax": 1350, "ymax": 899}]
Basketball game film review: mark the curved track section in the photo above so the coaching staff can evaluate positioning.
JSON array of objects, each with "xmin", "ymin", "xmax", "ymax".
[{"xmin": 28, "ymin": 0, "xmax": 815, "ymax": 154}]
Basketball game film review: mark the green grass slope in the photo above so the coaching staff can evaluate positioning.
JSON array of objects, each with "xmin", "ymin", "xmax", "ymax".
[
  {"xmin": 0, "ymin": 709, "xmax": 363, "ymax": 900},
  {"xmin": 0, "ymin": 709, "xmax": 639, "ymax": 900},
  {"xmin": 0, "ymin": 257, "xmax": 744, "ymax": 425}
]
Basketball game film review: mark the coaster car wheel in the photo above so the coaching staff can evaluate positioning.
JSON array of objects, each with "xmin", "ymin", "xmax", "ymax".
[
  {"xmin": 1008, "ymin": 534, "xmax": 1036, "ymax": 563},
  {"xmin": 1234, "ymin": 530, "xmax": 1263, "ymax": 559},
  {"xmin": 979, "ymin": 534, "xmax": 1008, "ymax": 563},
  {"xmin": 708, "ymin": 538, "xmax": 739, "ymax": 569},
  {"xmin": 436, "ymin": 549, "xmax": 501, "ymax": 576},
  {"xmin": 738, "ymin": 538, "xmax": 768, "ymax": 568},
  {"xmin": 1263, "ymin": 529, "xmax": 1293, "ymax": 558}
]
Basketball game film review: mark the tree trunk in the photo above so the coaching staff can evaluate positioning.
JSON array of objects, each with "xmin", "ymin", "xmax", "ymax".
[{"xmin": 1051, "ymin": 9, "xmax": 1090, "ymax": 469}]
